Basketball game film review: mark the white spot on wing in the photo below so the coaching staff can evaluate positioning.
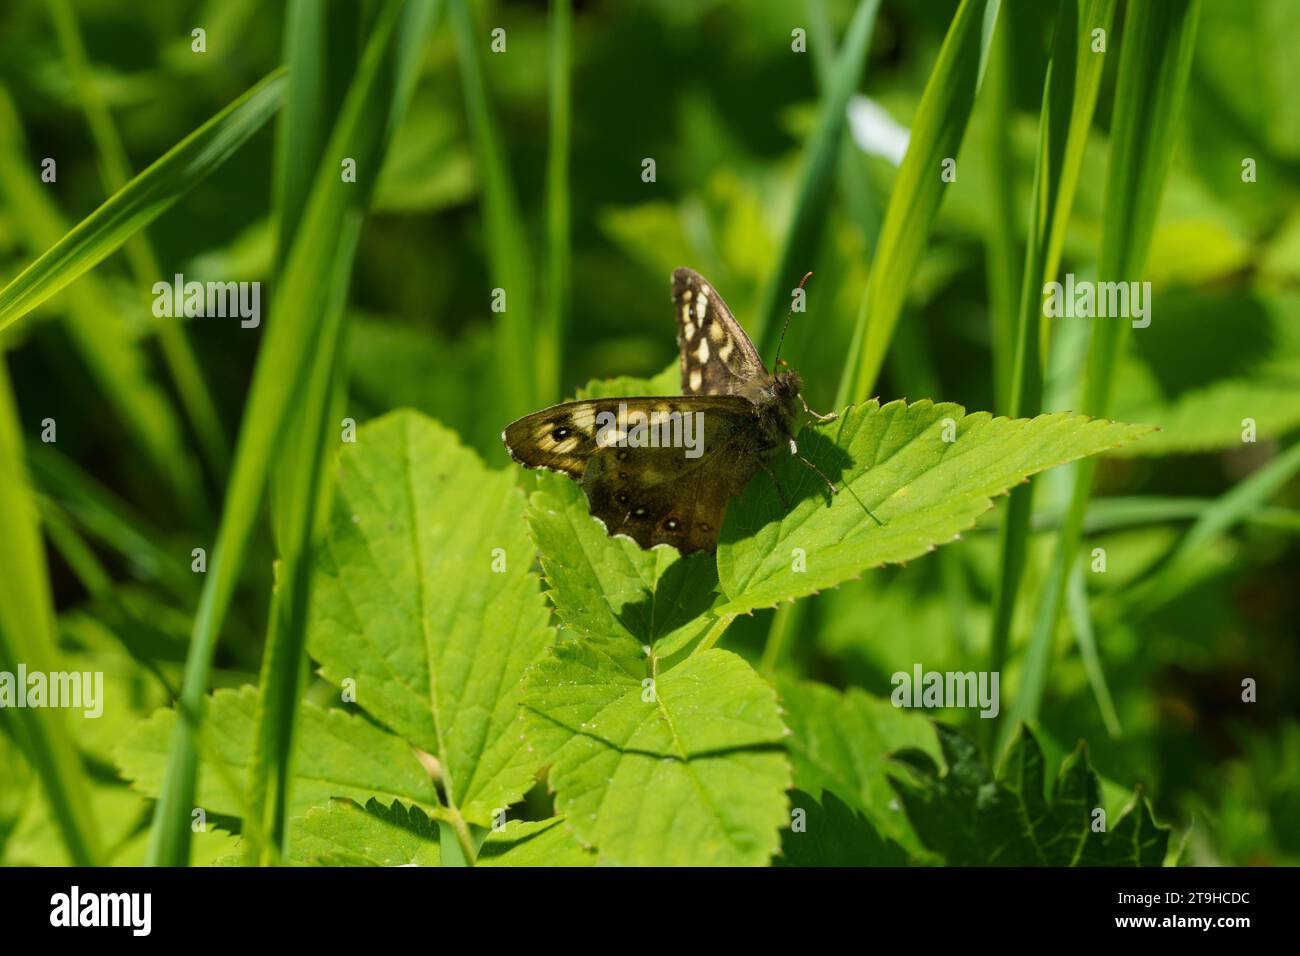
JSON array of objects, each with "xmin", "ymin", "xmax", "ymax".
[
  {"xmin": 696, "ymin": 338, "xmax": 709, "ymax": 363},
  {"xmin": 689, "ymin": 368, "xmax": 702, "ymax": 391}
]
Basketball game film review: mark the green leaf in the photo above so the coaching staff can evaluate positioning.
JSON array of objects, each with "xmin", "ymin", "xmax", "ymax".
[
  {"xmin": 522, "ymin": 641, "xmax": 790, "ymax": 866},
  {"xmin": 3, "ymin": 782, "xmax": 136, "ymax": 867},
  {"xmin": 523, "ymin": 368, "xmax": 718, "ymax": 660},
  {"xmin": 478, "ymin": 818, "xmax": 595, "ymax": 867},
  {"xmin": 779, "ymin": 789, "xmax": 908, "ymax": 867},
  {"xmin": 528, "ymin": 475, "xmax": 720, "ymax": 661},
  {"xmin": 293, "ymin": 798, "xmax": 443, "ymax": 866},
  {"xmin": 777, "ymin": 678, "xmax": 937, "ymax": 856},
  {"xmin": 517, "ymin": 368, "xmax": 790, "ymax": 864},
  {"xmin": 307, "ymin": 411, "xmax": 553, "ymax": 830},
  {"xmin": 715, "ymin": 399, "xmax": 1151, "ymax": 614},
  {"xmin": 292, "ymin": 798, "xmax": 595, "ymax": 867},
  {"xmin": 890, "ymin": 723, "xmax": 1169, "ymax": 866},
  {"xmin": 117, "ymin": 687, "xmax": 441, "ymax": 820},
  {"xmin": 0, "ymin": 69, "xmax": 286, "ymax": 334}
]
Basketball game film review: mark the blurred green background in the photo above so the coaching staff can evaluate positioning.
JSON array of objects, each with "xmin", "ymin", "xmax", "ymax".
[{"xmin": 1, "ymin": 0, "xmax": 1298, "ymax": 865}]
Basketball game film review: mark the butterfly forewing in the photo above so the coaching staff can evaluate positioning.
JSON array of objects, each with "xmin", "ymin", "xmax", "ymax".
[
  {"xmin": 502, "ymin": 395, "xmax": 767, "ymax": 554},
  {"xmin": 501, "ymin": 401, "xmax": 604, "ymax": 479},
  {"xmin": 672, "ymin": 267, "xmax": 767, "ymax": 396}
]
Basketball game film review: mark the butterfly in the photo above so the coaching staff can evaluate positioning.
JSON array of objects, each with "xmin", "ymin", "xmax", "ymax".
[{"xmin": 502, "ymin": 268, "xmax": 854, "ymax": 555}]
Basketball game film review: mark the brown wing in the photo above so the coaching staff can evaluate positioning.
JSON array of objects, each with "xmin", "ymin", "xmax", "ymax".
[
  {"xmin": 503, "ymin": 395, "xmax": 768, "ymax": 554},
  {"xmin": 672, "ymin": 267, "xmax": 767, "ymax": 397},
  {"xmin": 502, "ymin": 399, "xmax": 611, "ymax": 479}
]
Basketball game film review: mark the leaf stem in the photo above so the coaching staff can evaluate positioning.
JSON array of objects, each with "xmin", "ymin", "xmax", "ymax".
[
  {"xmin": 694, "ymin": 613, "xmax": 737, "ymax": 655},
  {"xmin": 759, "ymin": 603, "xmax": 803, "ymax": 675}
]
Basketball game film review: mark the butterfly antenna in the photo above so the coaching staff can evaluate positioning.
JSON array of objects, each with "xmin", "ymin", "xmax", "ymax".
[
  {"xmin": 795, "ymin": 453, "xmax": 884, "ymax": 527},
  {"xmin": 773, "ymin": 271, "xmax": 813, "ymax": 368}
]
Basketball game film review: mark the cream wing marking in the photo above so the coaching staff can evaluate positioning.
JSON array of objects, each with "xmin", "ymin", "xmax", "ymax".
[{"xmin": 671, "ymin": 267, "xmax": 766, "ymax": 397}]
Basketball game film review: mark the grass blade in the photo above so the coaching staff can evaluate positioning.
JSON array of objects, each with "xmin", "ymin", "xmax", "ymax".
[
  {"xmin": 0, "ymin": 92, "xmax": 208, "ymax": 522},
  {"xmin": 1002, "ymin": 0, "xmax": 1201, "ymax": 737},
  {"xmin": 842, "ymin": 0, "xmax": 1001, "ymax": 404},
  {"xmin": 539, "ymin": 0, "xmax": 573, "ymax": 405},
  {"xmin": 806, "ymin": 0, "xmax": 882, "ymax": 257},
  {"xmin": 147, "ymin": 0, "xmax": 437, "ymax": 866},
  {"xmin": 244, "ymin": 0, "xmax": 363, "ymax": 867},
  {"xmin": 29, "ymin": 444, "xmax": 196, "ymax": 603},
  {"xmin": 245, "ymin": 0, "xmax": 440, "ymax": 864},
  {"xmin": 1066, "ymin": 559, "xmax": 1121, "ymax": 736},
  {"xmin": 759, "ymin": 601, "xmax": 805, "ymax": 676},
  {"xmin": 979, "ymin": 11, "xmax": 1018, "ymax": 413},
  {"xmin": 0, "ymin": 69, "xmax": 286, "ymax": 335},
  {"xmin": 247, "ymin": 213, "xmax": 362, "ymax": 865},
  {"xmin": 449, "ymin": 0, "xmax": 536, "ymax": 418},
  {"xmin": 1123, "ymin": 439, "xmax": 1300, "ymax": 615},
  {"xmin": 752, "ymin": 0, "xmax": 880, "ymax": 353},
  {"xmin": 47, "ymin": 0, "xmax": 231, "ymax": 478},
  {"xmin": 987, "ymin": 0, "xmax": 1116, "ymax": 699},
  {"xmin": 0, "ymin": 363, "xmax": 100, "ymax": 865},
  {"xmin": 271, "ymin": 0, "xmax": 362, "ymax": 272}
]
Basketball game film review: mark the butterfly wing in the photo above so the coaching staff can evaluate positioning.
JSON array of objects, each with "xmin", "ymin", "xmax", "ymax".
[
  {"xmin": 503, "ymin": 395, "xmax": 769, "ymax": 554},
  {"xmin": 502, "ymin": 399, "xmax": 608, "ymax": 480},
  {"xmin": 672, "ymin": 267, "xmax": 767, "ymax": 396}
]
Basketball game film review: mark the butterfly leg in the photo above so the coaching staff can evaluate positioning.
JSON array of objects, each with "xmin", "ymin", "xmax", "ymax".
[
  {"xmin": 759, "ymin": 460, "xmax": 791, "ymax": 509},
  {"xmin": 798, "ymin": 393, "xmax": 838, "ymax": 423},
  {"xmin": 795, "ymin": 453, "xmax": 838, "ymax": 505},
  {"xmin": 793, "ymin": 453, "xmax": 885, "ymax": 526}
]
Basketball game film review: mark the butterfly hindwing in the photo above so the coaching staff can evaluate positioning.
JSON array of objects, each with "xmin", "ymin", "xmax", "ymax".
[
  {"xmin": 672, "ymin": 267, "xmax": 766, "ymax": 396},
  {"xmin": 503, "ymin": 395, "xmax": 770, "ymax": 554}
]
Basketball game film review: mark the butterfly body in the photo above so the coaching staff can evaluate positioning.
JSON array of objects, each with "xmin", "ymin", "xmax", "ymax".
[{"xmin": 502, "ymin": 268, "xmax": 813, "ymax": 555}]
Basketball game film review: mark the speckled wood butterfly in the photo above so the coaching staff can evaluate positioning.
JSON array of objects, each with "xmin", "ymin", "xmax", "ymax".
[{"xmin": 502, "ymin": 267, "xmax": 848, "ymax": 555}]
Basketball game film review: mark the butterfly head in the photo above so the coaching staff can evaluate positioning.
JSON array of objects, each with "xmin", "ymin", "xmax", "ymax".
[
  {"xmin": 742, "ymin": 364, "xmax": 806, "ymax": 439},
  {"xmin": 771, "ymin": 360, "xmax": 805, "ymax": 419},
  {"xmin": 772, "ymin": 365, "xmax": 803, "ymax": 408}
]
